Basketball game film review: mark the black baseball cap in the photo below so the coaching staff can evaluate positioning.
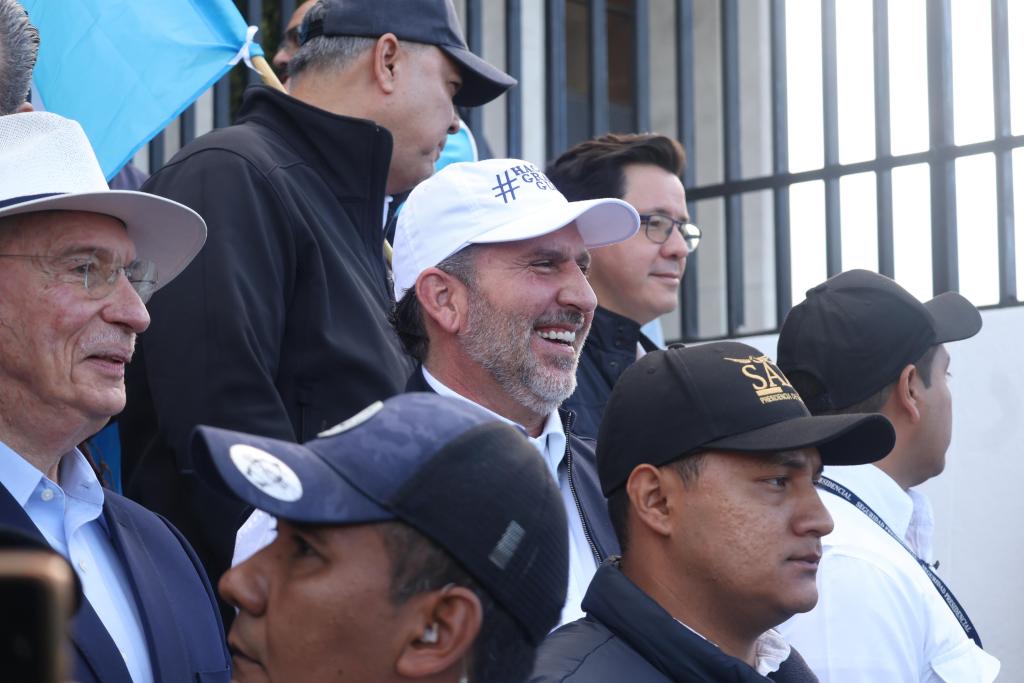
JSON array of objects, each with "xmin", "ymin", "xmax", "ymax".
[
  {"xmin": 191, "ymin": 392, "xmax": 567, "ymax": 646},
  {"xmin": 300, "ymin": 0, "xmax": 516, "ymax": 107},
  {"xmin": 777, "ymin": 269, "xmax": 982, "ymax": 412},
  {"xmin": 597, "ymin": 342, "xmax": 896, "ymax": 495}
]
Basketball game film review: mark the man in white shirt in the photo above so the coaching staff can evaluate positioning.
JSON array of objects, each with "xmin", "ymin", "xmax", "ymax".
[
  {"xmin": 390, "ymin": 158, "xmax": 640, "ymax": 624},
  {"xmin": 776, "ymin": 269, "xmax": 1000, "ymax": 682}
]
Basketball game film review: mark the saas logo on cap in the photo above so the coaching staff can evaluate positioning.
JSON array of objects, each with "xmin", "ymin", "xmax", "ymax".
[
  {"xmin": 491, "ymin": 163, "xmax": 558, "ymax": 203},
  {"xmin": 724, "ymin": 354, "xmax": 800, "ymax": 405},
  {"xmin": 229, "ymin": 444, "xmax": 304, "ymax": 502}
]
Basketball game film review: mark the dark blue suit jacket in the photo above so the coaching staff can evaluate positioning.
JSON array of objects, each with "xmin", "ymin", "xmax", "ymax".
[{"xmin": 0, "ymin": 483, "xmax": 231, "ymax": 683}]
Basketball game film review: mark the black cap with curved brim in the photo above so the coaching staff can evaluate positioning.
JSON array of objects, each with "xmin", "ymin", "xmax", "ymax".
[
  {"xmin": 597, "ymin": 341, "xmax": 896, "ymax": 496},
  {"xmin": 300, "ymin": 0, "xmax": 516, "ymax": 107},
  {"xmin": 777, "ymin": 269, "xmax": 982, "ymax": 412}
]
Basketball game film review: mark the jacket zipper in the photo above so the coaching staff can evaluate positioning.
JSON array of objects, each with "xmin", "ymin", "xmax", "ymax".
[{"xmin": 563, "ymin": 411, "xmax": 602, "ymax": 564}]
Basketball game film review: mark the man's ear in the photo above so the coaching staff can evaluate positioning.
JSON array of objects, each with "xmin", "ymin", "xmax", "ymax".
[
  {"xmin": 892, "ymin": 363, "xmax": 922, "ymax": 423},
  {"xmin": 395, "ymin": 586, "xmax": 482, "ymax": 679},
  {"xmin": 625, "ymin": 464, "xmax": 674, "ymax": 539},
  {"xmin": 16, "ymin": 101, "xmax": 34, "ymax": 113},
  {"xmin": 416, "ymin": 269, "xmax": 469, "ymax": 335},
  {"xmin": 371, "ymin": 33, "xmax": 402, "ymax": 94}
]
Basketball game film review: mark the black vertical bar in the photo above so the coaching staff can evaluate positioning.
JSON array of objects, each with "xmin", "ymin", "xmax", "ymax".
[
  {"xmin": 992, "ymin": 0, "xmax": 1016, "ymax": 302},
  {"xmin": 546, "ymin": 0, "xmax": 568, "ymax": 158},
  {"xmin": 506, "ymin": 0, "xmax": 523, "ymax": 159},
  {"xmin": 634, "ymin": 0, "xmax": 651, "ymax": 131},
  {"xmin": 246, "ymin": 0, "xmax": 263, "ymax": 86},
  {"xmin": 677, "ymin": 0, "xmax": 699, "ymax": 339},
  {"xmin": 179, "ymin": 105, "xmax": 196, "ymax": 147},
  {"xmin": 148, "ymin": 133, "xmax": 165, "ymax": 175},
  {"xmin": 926, "ymin": 0, "xmax": 958, "ymax": 294},
  {"xmin": 822, "ymin": 0, "xmax": 842, "ymax": 276},
  {"xmin": 590, "ymin": 0, "xmax": 609, "ymax": 136},
  {"xmin": 722, "ymin": 0, "xmax": 744, "ymax": 335},
  {"xmin": 874, "ymin": 0, "xmax": 895, "ymax": 278},
  {"xmin": 280, "ymin": 0, "xmax": 296, "ymax": 33},
  {"xmin": 465, "ymin": 0, "xmax": 485, "ymax": 138},
  {"xmin": 214, "ymin": 75, "xmax": 231, "ymax": 129},
  {"xmin": 770, "ymin": 0, "xmax": 792, "ymax": 322}
]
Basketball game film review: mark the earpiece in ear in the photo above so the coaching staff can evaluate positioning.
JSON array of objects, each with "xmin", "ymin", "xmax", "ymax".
[{"xmin": 422, "ymin": 623, "xmax": 439, "ymax": 644}]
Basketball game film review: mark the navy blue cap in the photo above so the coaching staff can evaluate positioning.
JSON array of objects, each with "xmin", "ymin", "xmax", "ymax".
[
  {"xmin": 300, "ymin": 0, "xmax": 516, "ymax": 107},
  {"xmin": 191, "ymin": 392, "xmax": 567, "ymax": 645}
]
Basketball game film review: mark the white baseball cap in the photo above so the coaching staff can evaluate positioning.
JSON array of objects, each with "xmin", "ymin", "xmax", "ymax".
[
  {"xmin": 393, "ymin": 158, "xmax": 640, "ymax": 299},
  {"xmin": 0, "ymin": 112, "xmax": 206, "ymax": 293}
]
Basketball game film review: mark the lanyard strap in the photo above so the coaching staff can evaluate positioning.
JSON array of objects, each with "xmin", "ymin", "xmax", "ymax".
[{"xmin": 817, "ymin": 476, "xmax": 983, "ymax": 648}]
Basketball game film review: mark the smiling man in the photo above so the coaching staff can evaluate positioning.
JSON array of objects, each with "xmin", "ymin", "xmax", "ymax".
[
  {"xmin": 530, "ymin": 342, "xmax": 896, "ymax": 683},
  {"xmin": 387, "ymin": 158, "xmax": 639, "ymax": 624},
  {"xmin": 0, "ymin": 112, "xmax": 228, "ymax": 683},
  {"xmin": 194, "ymin": 392, "xmax": 569, "ymax": 683},
  {"xmin": 546, "ymin": 134, "xmax": 696, "ymax": 439}
]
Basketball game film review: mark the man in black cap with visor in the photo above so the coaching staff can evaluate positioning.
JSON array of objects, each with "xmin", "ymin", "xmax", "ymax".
[
  {"xmin": 530, "ymin": 341, "xmax": 896, "ymax": 682},
  {"xmin": 192, "ymin": 392, "xmax": 568, "ymax": 683},
  {"xmin": 775, "ymin": 270, "xmax": 999, "ymax": 681}
]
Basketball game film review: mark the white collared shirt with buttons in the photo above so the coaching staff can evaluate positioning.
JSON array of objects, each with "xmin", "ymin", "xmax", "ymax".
[
  {"xmin": 0, "ymin": 442, "xmax": 154, "ymax": 683},
  {"xmin": 778, "ymin": 464, "xmax": 1000, "ymax": 682}
]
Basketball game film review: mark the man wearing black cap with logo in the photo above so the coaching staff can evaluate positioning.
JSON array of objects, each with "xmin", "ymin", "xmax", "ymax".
[
  {"xmin": 121, "ymin": 0, "xmax": 516, "ymax": 612},
  {"xmin": 530, "ymin": 342, "xmax": 897, "ymax": 682},
  {"xmin": 191, "ymin": 392, "xmax": 568, "ymax": 683},
  {"xmin": 775, "ymin": 270, "xmax": 1000, "ymax": 681}
]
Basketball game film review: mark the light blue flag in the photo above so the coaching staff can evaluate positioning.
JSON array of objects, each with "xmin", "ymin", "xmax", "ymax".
[{"xmin": 22, "ymin": 0, "xmax": 264, "ymax": 180}]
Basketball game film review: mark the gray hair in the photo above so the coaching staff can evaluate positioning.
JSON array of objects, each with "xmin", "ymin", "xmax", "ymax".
[
  {"xmin": 287, "ymin": 0, "xmax": 377, "ymax": 80},
  {"xmin": 0, "ymin": 0, "xmax": 39, "ymax": 115}
]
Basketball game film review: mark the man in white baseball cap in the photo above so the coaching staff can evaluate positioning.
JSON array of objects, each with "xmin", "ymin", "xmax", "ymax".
[
  {"xmin": 0, "ymin": 111, "xmax": 227, "ymax": 683},
  {"xmin": 394, "ymin": 158, "xmax": 638, "ymax": 624}
]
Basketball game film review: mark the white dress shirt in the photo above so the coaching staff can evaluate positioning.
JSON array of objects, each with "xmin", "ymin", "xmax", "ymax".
[
  {"xmin": 778, "ymin": 464, "xmax": 1000, "ymax": 682},
  {"xmin": 232, "ymin": 367, "xmax": 600, "ymax": 626},
  {"xmin": 0, "ymin": 443, "xmax": 154, "ymax": 683},
  {"xmin": 677, "ymin": 620, "xmax": 791, "ymax": 676}
]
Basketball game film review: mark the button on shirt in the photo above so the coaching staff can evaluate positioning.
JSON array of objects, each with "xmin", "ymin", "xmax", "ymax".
[
  {"xmin": 778, "ymin": 464, "xmax": 1000, "ymax": 682},
  {"xmin": 421, "ymin": 368, "xmax": 598, "ymax": 626},
  {"xmin": 0, "ymin": 443, "xmax": 154, "ymax": 683}
]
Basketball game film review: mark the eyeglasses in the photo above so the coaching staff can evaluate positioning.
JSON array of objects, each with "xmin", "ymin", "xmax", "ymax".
[
  {"xmin": 639, "ymin": 214, "xmax": 702, "ymax": 251},
  {"xmin": 0, "ymin": 251, "xmax": 158, "ymax": 303}
]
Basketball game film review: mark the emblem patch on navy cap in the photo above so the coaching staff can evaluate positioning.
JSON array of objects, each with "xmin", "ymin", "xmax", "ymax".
[{"xmin": 229, "ymin": 444, "xmax": 303, "ymax": 502}]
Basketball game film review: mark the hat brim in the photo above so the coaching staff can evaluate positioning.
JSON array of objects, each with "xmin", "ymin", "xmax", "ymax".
[
  {"xmin": 191, "ymin": 426, "xmax": 394, "ymax": 525},
  {"xmin": 926, "ymin": 291, "xmax": 982, "ymax": 344},
  {"xmin": 440, "ymin": 44, "xmax": 517, "ymax": 107},
  {"xmin": 704, "ymin": 412, "xmax": 895, "ymax": 466},
  {"xmin": 469, "ymin": 197, "xmax": 639, "ymax": 249},
  {"xmin": 0, "ymin": 191, "xmax": 206, "ymax": 295}
]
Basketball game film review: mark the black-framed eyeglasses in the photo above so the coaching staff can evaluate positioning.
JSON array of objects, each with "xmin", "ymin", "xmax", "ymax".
[
  {"xmin": 639, "ymin": 213, "xmax": 701, "ymax": 251},
  {"xmin": 0, "ymin": 251, "xmax": 158, "ymax": 303}
]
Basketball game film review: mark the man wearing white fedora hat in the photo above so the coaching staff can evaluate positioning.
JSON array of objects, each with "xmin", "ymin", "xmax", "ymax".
[{"xmin": 0, "ymin": 112, "xmax": 229, "ymax": 683}]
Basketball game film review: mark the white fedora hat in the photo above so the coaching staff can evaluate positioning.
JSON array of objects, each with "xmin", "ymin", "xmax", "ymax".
[
  {"xmin": 393, "ymin": 158, "xmax": 639, "ymax": 299},
  {"xmin": 0, "ymin": 112, "xmax": 206, "ymax": 293}
]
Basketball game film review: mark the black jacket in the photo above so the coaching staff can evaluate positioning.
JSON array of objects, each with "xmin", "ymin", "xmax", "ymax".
[
  {"xmin": 563, "ymin": 307, "xmax": 658, "ymax": 440},
  {"xmin": 405, "ymin": 368, "xmax": 619, "ymax": 562},
  {"xmin": 531, "ymin": 562, "xmax": 819, "ymax": 683},
  {"xmin": 121, "ymin": 86, "xmax": 414, "ymax": 608}
]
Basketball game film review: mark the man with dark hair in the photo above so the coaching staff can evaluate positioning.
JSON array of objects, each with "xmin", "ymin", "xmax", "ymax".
[
  {"xmin": 120, "ymin": 0, "xmax": 516, "ymax": 607},
  {"xmin": 194, "ymin": 392, "xmax": 569, "ymax": 683},
  {"xmin": 546, "ymin": 133, "xmax": 697, "ymax": 439},
  {"xmin": 388, "ymin": 158, "xmax": 638, "ymax": 624},
  {"xmin": 531, "ymin": 342, "xmax": 897, "ymax": 682},
  {"xmin": 0, "ymin": 0, "xmax": 39, "ymax": 115},
  {"xmin": 271, "ymin": 0, "xmax": 315, "ymax": 83},
  {"xmin": 776, "ymin": 270, "xmax": 1000, "ymax": 681}
]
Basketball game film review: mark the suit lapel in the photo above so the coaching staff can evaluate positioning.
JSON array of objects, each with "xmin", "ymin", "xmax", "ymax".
[
  {"xmin": 104, "ymin": 496, "xmax": 191, "ymax": 683},
  {"xmin": 0, "ymin": 484, "xmax": 132, "ymax": 683}
]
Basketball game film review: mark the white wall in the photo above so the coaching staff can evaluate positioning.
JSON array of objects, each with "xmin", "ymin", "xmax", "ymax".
[{"xmin": 737, "ymin": 305, "xmax": 1024, "ymax": 678}]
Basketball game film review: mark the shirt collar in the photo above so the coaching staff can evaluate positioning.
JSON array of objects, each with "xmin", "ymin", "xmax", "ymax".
[
  {"xmin": 673, "ymin": 619, "xmax": 791, "ymax": 676},
  {"xmin": 823, "ymin": 463, "xmax": 915, "ymax": 538},
  {"xmin": 0, "ymin": 441, "xmax": 47, "ymax": 507},
  {"xmin": 0, "ymin": 442, "xmax": 104, "ymax": 509}
]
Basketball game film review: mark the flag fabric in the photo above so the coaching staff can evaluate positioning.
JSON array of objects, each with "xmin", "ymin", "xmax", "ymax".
[{"xmin": 22, "ymin": 0, "xmax": 264, "ymax": 180}]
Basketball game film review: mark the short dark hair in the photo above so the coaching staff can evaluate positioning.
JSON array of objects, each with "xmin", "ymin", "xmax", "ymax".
[
  {"xmin": 390, "ymin": 245, "xmax": 479, "ymax": 363},
  {"xmin": 0, "ymin": 0, "xmax": 39, "ymax": 115},
  {"xmin": 789, "ymin": 345, "xmax": 941, "ymax": 416},
  {"xmin": 379, "ymin": 522, "xmax": 536, "ymax": 683},
  {"xmin": 607, "ymin": 453, "xmax": 705, "ymax": 554},
  {"xmin": 545, "ymin": 133, "xmax": 686, "ymax": 202}
]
